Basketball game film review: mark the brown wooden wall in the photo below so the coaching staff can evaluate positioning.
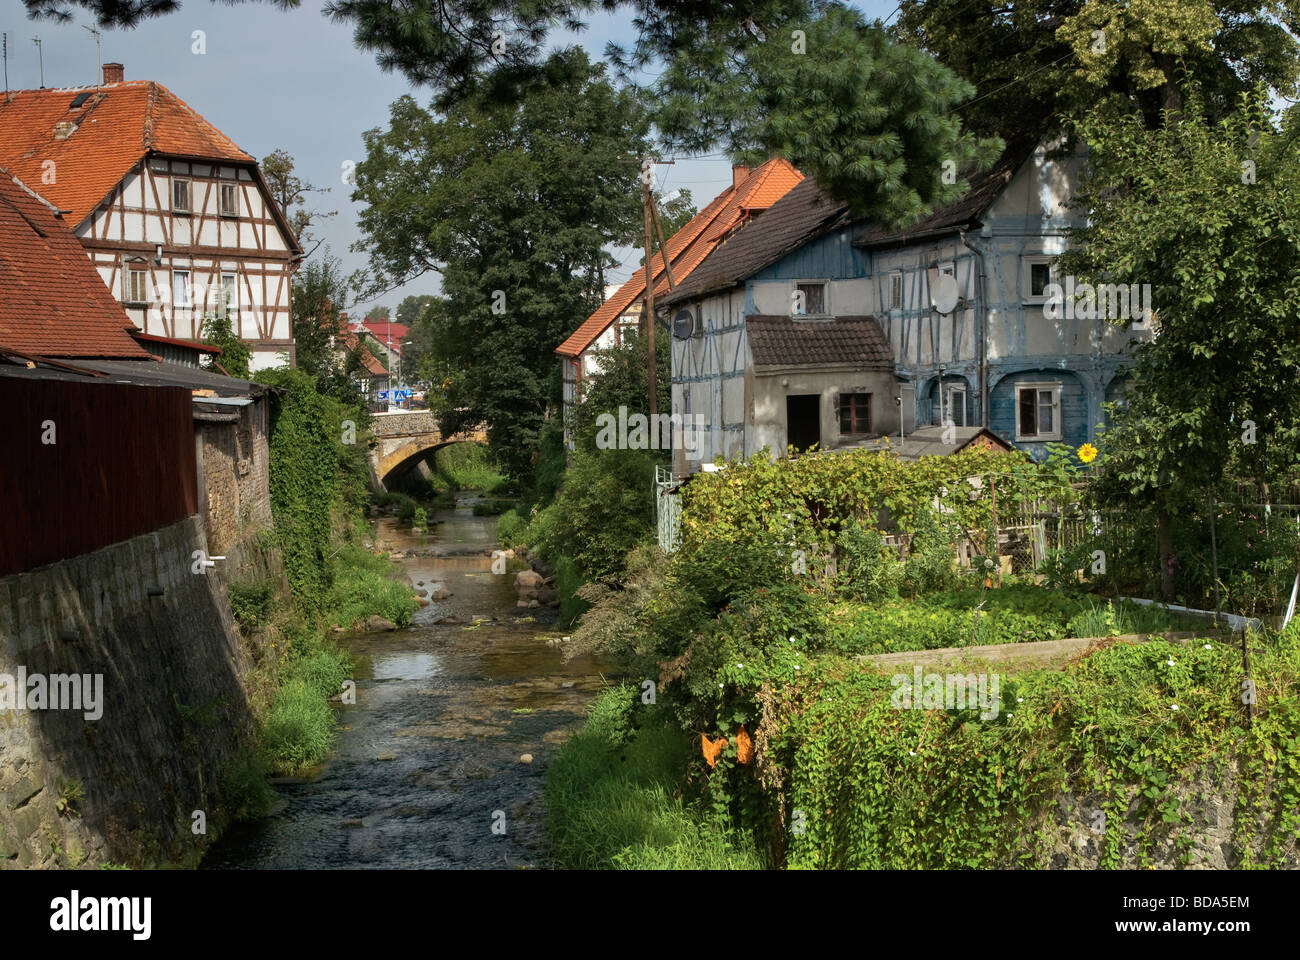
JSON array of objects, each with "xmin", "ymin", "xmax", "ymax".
[{"xmin": 0, "ymin": 378, "xmax": 198, "ymax": 577}]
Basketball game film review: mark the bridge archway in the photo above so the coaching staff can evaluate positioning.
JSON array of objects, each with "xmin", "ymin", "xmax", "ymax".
[{"xmin": 378, "ymin": 438, "xmax": 485, "ymax": 490}]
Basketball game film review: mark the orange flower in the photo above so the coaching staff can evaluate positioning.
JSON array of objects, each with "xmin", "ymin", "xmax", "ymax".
[
  {"xmin": 702, "ymin": 734, "xmax": 728, "ymax": 768},
  {"xmin": 736, "ymin": 726, "xmax": 754, "ymax": 764}
]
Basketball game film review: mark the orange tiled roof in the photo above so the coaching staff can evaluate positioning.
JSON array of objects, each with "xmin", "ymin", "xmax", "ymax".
[
  {"xmin": 0, "ymin": 170, "xmax": 152, "ymax": 359},
  {"xmin": 555, "ymin": 158, "xmax": 804, "ymax": 358},
  {"xmin": 0, "ymin": 80, "xmax": 255, "ymax": 226}
]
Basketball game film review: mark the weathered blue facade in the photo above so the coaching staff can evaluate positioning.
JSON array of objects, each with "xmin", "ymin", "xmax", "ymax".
[{"xmin": 696, "ymin": 141, "xmax": 1148, "ymax": 462}]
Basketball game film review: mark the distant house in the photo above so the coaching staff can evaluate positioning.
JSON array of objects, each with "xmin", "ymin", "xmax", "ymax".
[
  {"xmin": 659, "ymin": 138, "xmax": 1148, "ymax": 474},
  {"xmin": 0, "ymin": 169, "xmax": 273, "ymax": 574},
  {"xmin": 555, "ymin": 159, "xmax": 804, "ymax": 445},
  {"xmin": 0, "ymin": 63, "xmax": 303, "ymax": 371},
  {"xmin": 328, "ymin": 315, "xmax": 390, "ymax": 404}
]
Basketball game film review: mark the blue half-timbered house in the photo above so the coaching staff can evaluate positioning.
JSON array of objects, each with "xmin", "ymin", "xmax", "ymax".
[{"xmin": 659, "ymin": 139, "xmax": 1149, "ymax": 473}]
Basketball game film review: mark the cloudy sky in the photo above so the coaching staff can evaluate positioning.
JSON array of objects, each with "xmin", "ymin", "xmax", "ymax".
[{"xmin": 2, "ymin": 0, "xmax": 891, "ymax": 315}]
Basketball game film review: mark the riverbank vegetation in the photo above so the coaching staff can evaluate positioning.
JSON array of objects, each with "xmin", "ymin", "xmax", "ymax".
[
  {"xmin": 542, "ymin": 443, "xmax": 1300, "ymax": 869},
  {"xmin": 221, "ymin": 367, "xmax": 417, "ymax": 794}
]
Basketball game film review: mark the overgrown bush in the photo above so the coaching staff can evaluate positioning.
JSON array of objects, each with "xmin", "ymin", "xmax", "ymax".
[
  {"xmin": 326, "ymin": 546, "xmax": 418, "ymax": 629},
  {"xmin": 837, "ymin": 519, "xmax": 902, "ymax": 602},
  {"xmin": 546, "ymin": 685, "xmax": 762, "ymax": 870},
  {"xmin": 228, "ymin": 580, "xmax": 275, "ymax": 632}
]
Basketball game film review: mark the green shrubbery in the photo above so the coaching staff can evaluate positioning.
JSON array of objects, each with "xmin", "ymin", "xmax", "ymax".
[{"xmin": 546, "ymin": 685, "xmax": 763, "ymax": 870}]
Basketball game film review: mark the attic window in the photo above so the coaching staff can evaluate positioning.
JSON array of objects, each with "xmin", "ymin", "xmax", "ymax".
[
  {"xmin": 793, "ymin": 281, "xmax": 828, "ymax": 317},
  {"xmin": 69, "ymin": 93, "xmax": 92, "ymax": 109}
]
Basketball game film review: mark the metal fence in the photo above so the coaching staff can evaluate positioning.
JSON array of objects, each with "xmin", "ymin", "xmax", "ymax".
[{"xmin": 655, "ymin": 465, "xmax": 682, "ymax": 553}]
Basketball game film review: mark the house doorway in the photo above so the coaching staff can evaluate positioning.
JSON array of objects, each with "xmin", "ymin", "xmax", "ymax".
[{"xmin": 786, "ymin": 395, "xmax": 821, "ymax": 453}]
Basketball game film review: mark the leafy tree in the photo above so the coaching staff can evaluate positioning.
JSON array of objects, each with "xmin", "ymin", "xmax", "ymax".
[
  {"xmin": 350, "ymin": 48, "xmax": 652, "ymax": 481},
  {"xmin": 570, "ymin": 328, "xmax": 669, "ymax": 454},
  {"xmin": 895, "ymin": 0, "xmax": 1300, "ymax": 141},
  {"xmin": 290, "ymin": 251, "xmax": 368, "ymax": 403},
  {"xmin": 1061, "ymin": 89, "xmax": 1300, "ymax": 599},
  {"xmin": 657, "ymin": 189, "xmax": 697, "ymax": 239},
  {"xmin": 200, "ymin": 312, "xmax": 251, "ymax": 379},
  {"xmin": 261, "ymin": 148, "xmax": 337, "ymax": 259},
  {"xmin": 395, "ymin": 295, "xmax": 436, "ymax": 327},
  {"xmin": 325, "ymin": 0, "xmax": 997, "ymax": 222}
]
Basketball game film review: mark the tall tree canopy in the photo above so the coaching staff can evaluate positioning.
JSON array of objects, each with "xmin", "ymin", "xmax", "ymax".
[
  {"xmin": 350, "ymin": 49, "xmax": 651, "ymax": 481},
  {"xmin": 262, "ymin": 148, "xmax": 337, "ymax": 260},
  {"xmin": 895, "ymin": 0, "xmax": 1300, "ymax": 140},
  {"xmin": 1061, "ymin": 90, "xmax": 1300, "ymax": 596}
]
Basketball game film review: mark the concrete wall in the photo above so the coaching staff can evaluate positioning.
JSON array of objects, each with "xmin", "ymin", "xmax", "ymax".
[
  {"xmin": 750, "ymin": 368, "xmax": 900, "ymax": 456},
  {"xmin": 0, "ymin": 515, "xmax": 259, "ymax": 868}
]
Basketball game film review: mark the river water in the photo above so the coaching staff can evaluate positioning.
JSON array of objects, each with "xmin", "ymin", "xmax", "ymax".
[{"xmin": 205, "ymin": 496, "xmax": 614, "ymax": 869}]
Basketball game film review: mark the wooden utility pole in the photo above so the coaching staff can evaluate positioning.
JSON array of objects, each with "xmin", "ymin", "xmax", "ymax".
[
  {"xmin": 639, "ymin": 157, "xmax": 675, "ymax": 420},
  {"xmin": 643, "ymin": 174, "xmax": 657, "ymax": 419}
]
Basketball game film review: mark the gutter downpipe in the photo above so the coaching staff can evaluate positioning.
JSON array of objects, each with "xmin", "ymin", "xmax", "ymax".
[{"xmin": 960, "ymin": 229, "xmax": 991, "ymax": 428}]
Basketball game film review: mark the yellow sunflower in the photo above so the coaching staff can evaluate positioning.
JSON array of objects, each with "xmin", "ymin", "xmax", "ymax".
[{"xmin": 1077, "ymin": 442, "xmax": 1098, "ymax": 464}]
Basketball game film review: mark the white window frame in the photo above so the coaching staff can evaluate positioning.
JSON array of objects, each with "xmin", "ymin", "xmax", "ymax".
[
  {"xmin": 946, "ymin": 385, "xmax": 967, "ymax": 427},
  {"xmin": 172, "ymin": 269, "xmax": 192, "ymax": 308},
  {"xmin": 123, "ymin": 268, "xmax": 148, "ymax": 305},
  {"xmin": 1014, "ymin": 380, "xmax": 1063, "ymax": 442},
  {"xmin": 1022, "ymin": 256, "xmax": 1056, "ymax": 304},
  {"xmin": 219, "ymin": 182, "xmax": 239, "ymax": 217},
  {"xmin": 792, "ymin": 279, "xmax": 830, "ymax": 318},
  {"xmin": 172, "ymin": 178, "xmax": 191, "ymax": 214},
  {"xmin": 887, "ymin": 271, "xmax": 903, "ymax": 312}
]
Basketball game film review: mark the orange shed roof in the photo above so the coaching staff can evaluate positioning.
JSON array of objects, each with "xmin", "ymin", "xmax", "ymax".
[
  {"xmin": 555, "ymin": 158, "xmax": 803, "ymax": 359},
  {"xmin": 0, "ymin": 80, "xmax": 256, "ymax": 227},
  {"xmin": 0, "ymin": 171, "xmax": 152, "ymax": 359}
]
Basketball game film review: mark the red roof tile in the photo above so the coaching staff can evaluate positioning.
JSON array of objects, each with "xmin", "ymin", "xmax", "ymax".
[
  {"xmin": 0, "ymin": 81, "xmax": 255, "ymax": 226},
  {"xmin": 556, "ymin": 158, "xmax": 804, "ymax": 358},
  {"xmin": 0, "ymin": 171, "xmax": 152, "ymax": 359}
]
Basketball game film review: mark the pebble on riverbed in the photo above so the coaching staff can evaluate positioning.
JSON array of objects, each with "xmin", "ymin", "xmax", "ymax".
[{"xmin": 520, "ymin": 754, "xmax": 533, "ymax": 764}]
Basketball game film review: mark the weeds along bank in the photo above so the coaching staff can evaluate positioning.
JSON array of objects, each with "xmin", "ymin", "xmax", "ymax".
[
  {"xmin": 220, "ymin": 369, "xmax": 417, "ymax": 822},
  {"xmin": 543, "ymin": 446, "xmax": 1300, "ymax": 869}
]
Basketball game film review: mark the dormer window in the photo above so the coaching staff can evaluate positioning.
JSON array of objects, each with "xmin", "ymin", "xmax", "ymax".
[{"xmin": 172, "ymin": 179, "xmax": 191, "ymax": 214}]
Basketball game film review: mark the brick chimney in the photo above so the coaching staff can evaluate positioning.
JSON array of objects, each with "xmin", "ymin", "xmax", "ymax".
[
  {"xmin": 103, "ymin": 63, "xmax": 124, "ymax": 84},
  {"xmin": 732, "ymin": 164, "xmax": 750, "ymax": 189}
]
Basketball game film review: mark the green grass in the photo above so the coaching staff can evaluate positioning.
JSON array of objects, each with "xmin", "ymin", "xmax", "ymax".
[
  {"xmin": 263, "ymin": 678, "xmax": 337, "ymax": 776},
  {"xmin": 433, "ymin": 443, "xmax": 509, "ymax": 493},
  {"xmin": 325, "ymin": 545, "xmax": 417, "ymax": 629},
  {"xmin": 546, "ymin": 685, "xmax": 763, "ymax": 870}
]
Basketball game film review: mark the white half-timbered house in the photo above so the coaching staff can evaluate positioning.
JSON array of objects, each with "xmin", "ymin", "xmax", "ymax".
[{"xmin": 0, "ymin": 63, "xmax": 302, "ymax": 370}]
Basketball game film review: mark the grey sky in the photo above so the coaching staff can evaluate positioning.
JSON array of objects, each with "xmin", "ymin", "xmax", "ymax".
[{"xmin": 2, "ymin": 0, "xmax": 891, "ymax": 316}]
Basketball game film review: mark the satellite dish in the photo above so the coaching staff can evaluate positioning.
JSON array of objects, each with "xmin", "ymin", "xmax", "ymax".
[
  {"xmin": 672, "ymin": 307, "xmax": 696, "ymax": 340},
  {"xmin": 931, "ymin": 274, "xmax": 960, "ymax": 314}
]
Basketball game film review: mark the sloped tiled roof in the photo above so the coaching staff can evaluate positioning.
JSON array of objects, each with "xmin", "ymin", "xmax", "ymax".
[
  {"xmin": 661, "ymin": 176, "xmax": 852, "ymax": 307},
  {"xmin": 746, "ymin": 315, "xmax": 891, "ymax": 370},
  {"xmin": 0, "ymin": 171, "xmax": 152, "ymax": 359},
  {"xmin": 854, "ymin": 138, "xmax": 1040, "ymax": 248},
  {"xmin": 360, "ymin": 319, "xmax": 409, "ymax": 356},
  {"xmin": 664, "ymin": 139, "xmax": 1043, "ymax": 305},
  {"xmin": 556, "ymin": 158, "xmax": 803, "ymax": 358},
  {"xmin": 0, "ymin": 80, "xmax": 257, "ymax": 227}
]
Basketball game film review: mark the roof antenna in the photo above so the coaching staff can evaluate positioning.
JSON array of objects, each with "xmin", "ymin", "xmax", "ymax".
[
  {"xmin": 32, "ymin": 36, "xmax": 43, "ymax": 89},
  {"xmin": 3, "ymin": 33, "xmax": 10, "ymax": 101},
  {"xmin": 81, "ymin": 24, "xmax": 102, "ymax": 89}
]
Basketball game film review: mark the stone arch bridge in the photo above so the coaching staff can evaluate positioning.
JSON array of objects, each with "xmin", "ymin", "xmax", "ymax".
[{"xmin": 369, "ymin": 410, "xmax": 487, "ymax": 490}]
